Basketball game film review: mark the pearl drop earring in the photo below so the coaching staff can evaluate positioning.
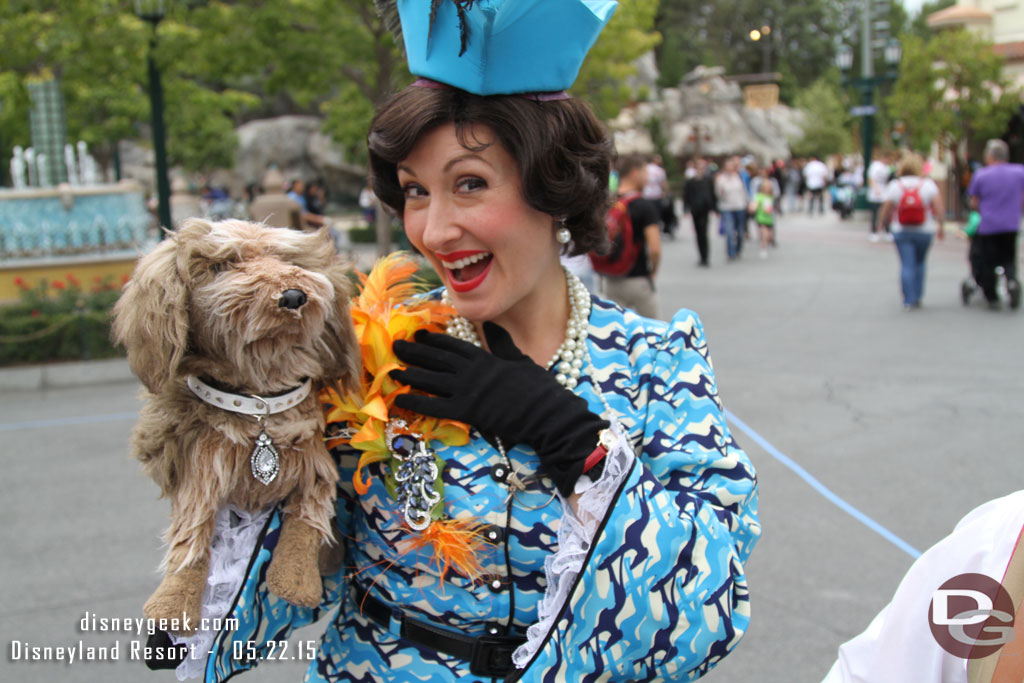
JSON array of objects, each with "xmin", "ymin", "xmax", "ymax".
[{"xmin": 556, "ymin": 225, "xmax": 571, "ymax": 244}]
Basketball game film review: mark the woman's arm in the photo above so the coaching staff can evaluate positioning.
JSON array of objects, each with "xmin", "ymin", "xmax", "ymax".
[{"xmin": 511, "ymin": 309, "xmax": 759, "ymax": 682}]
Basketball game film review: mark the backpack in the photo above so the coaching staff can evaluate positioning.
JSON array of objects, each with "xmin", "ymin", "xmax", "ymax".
[
  {"xmin": 896, "ymin": 181, "xmax": 927, "ymax": 225},
  {"xmin": 590, "ymin": 192, "xmax": 642, "ymax": 276}
]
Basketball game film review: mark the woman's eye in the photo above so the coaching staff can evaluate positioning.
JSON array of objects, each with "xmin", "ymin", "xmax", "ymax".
[
  {"xmin": 403, "ymin": 183, "xmax": 426, "ymax": 199},
  {"xmin": 457, "ymin": 177, "xmax": 487, "ymax": 192}
]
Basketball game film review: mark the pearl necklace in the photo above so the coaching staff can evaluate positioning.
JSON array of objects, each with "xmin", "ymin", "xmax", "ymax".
[{"xmin": 443, "ymin": 267, "xmax": 592, "ymax": 389}]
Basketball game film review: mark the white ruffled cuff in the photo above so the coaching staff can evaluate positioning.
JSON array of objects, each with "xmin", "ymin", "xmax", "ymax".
[
  {"xmin": 511, "ymin": 422, "xmax": 635, "ymax": 669},
  {"xmin": 170, "ymin": 504, "xmax": 271, "ymax": 680}
]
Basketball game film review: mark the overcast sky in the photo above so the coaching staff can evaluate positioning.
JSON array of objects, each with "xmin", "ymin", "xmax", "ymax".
[{"xmin": 900, "ymin": 0, "xmax": 925, "ymax": 17}]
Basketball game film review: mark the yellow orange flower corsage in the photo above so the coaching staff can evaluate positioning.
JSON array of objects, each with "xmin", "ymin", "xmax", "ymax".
[{"xmin": 320, "ymin": 252, "xmax": 487, "ymax": 580}]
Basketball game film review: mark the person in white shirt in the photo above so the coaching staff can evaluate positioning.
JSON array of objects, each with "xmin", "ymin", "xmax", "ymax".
[
  {"xmin": 866, "ymin": 153, "xmax": 893, "ymax": 242},
  {"xmin": 877, "ymin": 153, "xmax": 945, "ymax": 309},
  {"xmin": 803, "ymin": 156, "xmax": 830, "ymax": 214},
  {"xmin": 823, "ymin": 490, "xmax": 1024, "ymax": 683}
]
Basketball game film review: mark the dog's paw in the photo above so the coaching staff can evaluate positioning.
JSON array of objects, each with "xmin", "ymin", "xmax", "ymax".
[
  {"xmin": 143, "ymin": 569, "xmax": 206, "ymax": 637},
  {"xmin": 267, "ymin": 555, "xmax": 323, "ymax": 608},
  {"xmin": 317, "ymin": 539, "xmax": 345, "ymax": 576}
]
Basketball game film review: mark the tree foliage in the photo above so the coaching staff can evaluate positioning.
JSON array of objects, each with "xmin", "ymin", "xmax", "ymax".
[
  {"xmin": 908, "ymin": 0, "xmax": 955, "ymax": 40},
  {"xmin": 790, "ymin": 74, "xmax": 854, "ymax": 159},
  {"xmin": 0, "ymin": 0, "xmax": 663, "ymax": 177},
  {"xmin": 654, "ymin": 0, "xmax": 845, "ymax": 100},
  {"xmin": 886, "ymin": 29, "xmax": 1019, "ymax": 155},
  {"xmin": 572, "ymin": 0, "xmax": 661, "ymax": 121}
]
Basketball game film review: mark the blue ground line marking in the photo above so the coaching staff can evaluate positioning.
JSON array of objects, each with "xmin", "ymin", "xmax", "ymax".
[
  {"xmin": 725, "ymin": 408, "xmax": 922, "ymax": 560},
  {"xmin": 0, "ymin": 411, "xmax": 138, "ymax": 432}
]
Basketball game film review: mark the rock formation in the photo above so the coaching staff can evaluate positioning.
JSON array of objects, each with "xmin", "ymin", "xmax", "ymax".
[{"xmin": 610, "ymin": 65, "xmax": 805, "ymax": 164}]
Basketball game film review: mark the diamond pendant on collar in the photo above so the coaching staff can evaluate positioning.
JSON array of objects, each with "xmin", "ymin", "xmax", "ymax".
[{"xmin": 250, "ymin": 429, "xmax": 280, "ymax": 485}]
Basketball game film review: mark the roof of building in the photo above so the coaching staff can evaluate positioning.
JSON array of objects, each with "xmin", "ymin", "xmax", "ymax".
[
  {"xmin": 993, "ymin": 40, "xmax": 1024, "ymax": 60},
  {"xmin": 927, "ymin": 5, "xmax": 993, "ymax": 28}
]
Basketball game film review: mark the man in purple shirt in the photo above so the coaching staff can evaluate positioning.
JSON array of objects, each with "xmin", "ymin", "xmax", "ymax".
[{"xmin": 966, "ymin": 139, "xmax": 1024, "ymax": 309}]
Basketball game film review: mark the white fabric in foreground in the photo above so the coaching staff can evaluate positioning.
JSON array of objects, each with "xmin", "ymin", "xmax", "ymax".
[
  {"xmin": 822, "ymin": 490, "xmax": 1024, "ymax": 683},
  {"xmin": 171, "ymin": 504, "xmax": 272, "ymax": 680},
  {"xmin": 512, "ymin": 421, "xmax": 635, "ymax": 669}
]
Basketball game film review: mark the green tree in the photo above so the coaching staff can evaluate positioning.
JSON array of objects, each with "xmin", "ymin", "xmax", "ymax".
[
  {"xmin": 654, "ymin": 0, "xmax": 844, "ymax": 99},
  {"xmin": 790, "ymin": 73, "xmax": 854, "ymax": 159},
  {"xmin": 573, "ymin": 0, "xmax": 661, "ymax": 120},
  {"xmin": 908, "ymin": 0, "xmax": 955, "ymax": 40},
  {"xmin": 0, "ymin": 0, "xmax": 665, "ymax": 179},
  {"xmin": 887, "ymin": 29, "xmax": 1018, "ymax": 215},
  {"xmin": 886, "ymin": 30, "xmax": 1018, "ymax": 154}
]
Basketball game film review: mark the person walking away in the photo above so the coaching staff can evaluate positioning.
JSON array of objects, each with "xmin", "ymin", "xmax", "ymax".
[
  {"xmin": 358, "ymin": 180, "xmax": 377, "ymax": 226},
  {"xmin": 643, "ymin": 154, "xmax": 676, "ymax": 239},
  {"xmin": 786, "ymin": 159, "xmax": 803, "ymax": 212},
  {"xmin": 867, "ymin": 151, "xmax": 892, "ymax": 242},
  {"xmin": 750, "ymin": 179, "xmax": 775, "ymax": 259},
  {"xmin": 877, "ymin": 153, "xmax": 944, "ymax": 309},
  {"xmin": 964, "ymin": 138, "xmax": 1024, "ymax": 310},
  {"xmin": 772, "ymin": 159, "xmax": 786, "ymax": 217},
  {"xmin": 597, "ymin": 154, "xmax": 662, "ymax": 319},
  {"xmin": 715, "ymin": 157, "xmax": 749, "ymax": 260},
  {"xmin": 684, "ymin": 157, "xmax": 717, "ymax": 267},
  {"xmin": 803, "ymin": 155, "xmax": 830, "ymax": 215}
]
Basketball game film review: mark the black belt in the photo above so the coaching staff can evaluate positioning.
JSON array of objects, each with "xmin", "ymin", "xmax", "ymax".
[{"xmin": 352, "ymin": 583, "xmax": 526, "ymax": 678}]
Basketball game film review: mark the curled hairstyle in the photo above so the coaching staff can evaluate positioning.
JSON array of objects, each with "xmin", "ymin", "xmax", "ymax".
[{"xmin": 368, "ymin": 86, "xmax": 612, "ymax": 256}]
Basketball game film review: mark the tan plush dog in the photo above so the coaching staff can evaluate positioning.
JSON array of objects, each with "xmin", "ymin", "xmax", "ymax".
[{"xmin": 112, "ymin": 218, "xmax": 358, "ymax": 635}]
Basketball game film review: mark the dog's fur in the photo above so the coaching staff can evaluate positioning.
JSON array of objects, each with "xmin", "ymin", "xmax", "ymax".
[{"xmin": 112, "ymin": 219, "xmax": 359, "ymax": 634}]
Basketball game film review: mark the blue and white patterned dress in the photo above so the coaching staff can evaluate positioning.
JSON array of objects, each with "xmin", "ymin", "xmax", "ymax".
[{"xmin": 201, "ymin": 295, "xmax": 760, "ymax": 682}]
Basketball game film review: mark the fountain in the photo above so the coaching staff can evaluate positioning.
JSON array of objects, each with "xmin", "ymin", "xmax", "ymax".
[{"xmin": 1, "ymin": 141, "xmax": 154, "ymax": 302}]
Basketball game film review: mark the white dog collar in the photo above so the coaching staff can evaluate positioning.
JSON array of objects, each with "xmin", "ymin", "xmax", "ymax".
[
  {"xmin": 186, "ymin": 375, "xmax": 314, "ymax": 486},
  {"xmin": 186, "ymin": 375, "xmax": 313, "ymax": 416}
]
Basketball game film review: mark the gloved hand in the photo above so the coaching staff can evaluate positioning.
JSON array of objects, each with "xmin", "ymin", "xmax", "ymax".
[{"xmin": 390, "ymin": 323, "xmax": 609, "ymax": 497}]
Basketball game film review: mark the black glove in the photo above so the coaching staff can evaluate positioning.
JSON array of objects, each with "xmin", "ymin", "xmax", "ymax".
[{"xmin": 390, "ymin": 323, "xmax": 609, "ymax": 497}]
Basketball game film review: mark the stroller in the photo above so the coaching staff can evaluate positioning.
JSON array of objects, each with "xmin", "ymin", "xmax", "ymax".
[
  {"xmin": 829, "ymin": 182, "xmax": 855, "ymax": 220},
  {"xmin": 961, "ymin": 214, "xmax": 1021, "ymax": 310}
]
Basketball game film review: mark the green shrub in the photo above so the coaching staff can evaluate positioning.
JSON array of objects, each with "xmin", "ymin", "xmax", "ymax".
[{"xmin": 0, "ymin": 275, "xmax": 124, "ymax": 366}]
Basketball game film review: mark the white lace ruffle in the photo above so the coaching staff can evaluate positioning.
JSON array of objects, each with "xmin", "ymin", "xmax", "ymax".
[
  {"xmin": 511, "ymin": 423, "xmax": 635, "ymax": 669},
  {"xmin": 170, "ymin": 504, "xmax": 272, "ymax": 680}
]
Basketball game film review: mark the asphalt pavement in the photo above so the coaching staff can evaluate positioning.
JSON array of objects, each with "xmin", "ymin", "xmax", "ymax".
[{"xmin": 2, "ymin": 206, "xmax": 1022, "ymax": 682}]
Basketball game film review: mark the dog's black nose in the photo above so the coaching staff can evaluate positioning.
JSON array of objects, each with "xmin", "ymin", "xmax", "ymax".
[{"xmin": 278, "ymin": 288, "xmax": 307, "ymax": 309}]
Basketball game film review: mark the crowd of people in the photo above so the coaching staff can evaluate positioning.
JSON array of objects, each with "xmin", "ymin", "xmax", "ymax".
[{"xmin": 583, "ymin": 144, "xmax": 1024, "ymax": 320}]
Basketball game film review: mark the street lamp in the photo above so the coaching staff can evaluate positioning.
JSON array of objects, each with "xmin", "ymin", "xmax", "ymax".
[
  {"xmin": 749, "ymin": 24, "xmax": 772, "ymax": 73},
  {"xmin": 134, "ymin": 0, "xmax": 172, "ymax": 236},
  {"xmin": 837, "ymin": 38, "xmax": 901, "ymax": 204},
  {"xmin": 884, "ymin": 38, "xmax": 902, "ymax": 70},
  {"xmin": 835, "ymin": 44, "xmax": 854, "ymax": 72}
]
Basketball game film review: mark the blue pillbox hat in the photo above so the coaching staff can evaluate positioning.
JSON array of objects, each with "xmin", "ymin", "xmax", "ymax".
[{"xmin": 397, "ymin": 0, "xmax": 618, "ymax": 96}]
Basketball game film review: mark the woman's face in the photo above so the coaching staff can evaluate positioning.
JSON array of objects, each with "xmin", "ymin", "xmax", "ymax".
[{"xmin": 397, "ymin": 122, "xmax": 561, "ymax": 325}]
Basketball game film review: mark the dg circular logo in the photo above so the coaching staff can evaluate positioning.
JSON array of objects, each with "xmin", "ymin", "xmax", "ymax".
[{"xmin": 928, "ymin": 573, "xmax": 1016, "ymax": 659}]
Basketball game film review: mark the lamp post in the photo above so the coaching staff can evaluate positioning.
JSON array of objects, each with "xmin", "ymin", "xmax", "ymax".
[
  {"xmin": 836, "ymin": 37, "xmax": 901, "ymax": 206},
  {"xmin": 134, "ymin": 0, "xmax": 172, "ymax": 235},
  {"xmin": 749, "ymin": 25, "xmax": 772, "ymax": 74}
]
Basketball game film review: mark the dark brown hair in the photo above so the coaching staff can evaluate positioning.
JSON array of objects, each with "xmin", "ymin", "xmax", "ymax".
[{"xmin": 367, "ymin": 85, "xmax": 612, "ymax": 256}]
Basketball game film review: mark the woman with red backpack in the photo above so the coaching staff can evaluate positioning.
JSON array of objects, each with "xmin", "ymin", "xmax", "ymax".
[{"xmin": 877, "ymin": 153, "xmax": 946, "ymax": 309}]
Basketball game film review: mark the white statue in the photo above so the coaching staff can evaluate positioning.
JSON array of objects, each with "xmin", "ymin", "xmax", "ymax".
[
  {"xmin": 10, "ymin": 145, "xmax": 27, "ymax": 188},
  {"xmin": 64, "ymin": 143, "xmax": 80, "ymax": 185},
  {"xmin": 24, "ymin": 147, "xmax": 36, "ymax": 187},
  {"xmin": 36, "ymin": 151, "xmax": 50, "ymax": 187},
  {"xmin": 81, "ymin": 154, "xmax": 100, "ymax": 185},
  {"xmin": 76, "ymin": 141, "xmax": 91, "ymax": 185}
]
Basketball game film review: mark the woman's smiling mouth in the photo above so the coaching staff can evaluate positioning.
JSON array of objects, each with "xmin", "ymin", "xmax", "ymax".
[{"xmin": 439, "ymin": 251, "xmax": 494, "ymax": 292}]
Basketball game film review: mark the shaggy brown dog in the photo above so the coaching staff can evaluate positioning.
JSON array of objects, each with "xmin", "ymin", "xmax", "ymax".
[{"xmin": 112, "ymin": 219, "xmax": 358, "ymax": 635}]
